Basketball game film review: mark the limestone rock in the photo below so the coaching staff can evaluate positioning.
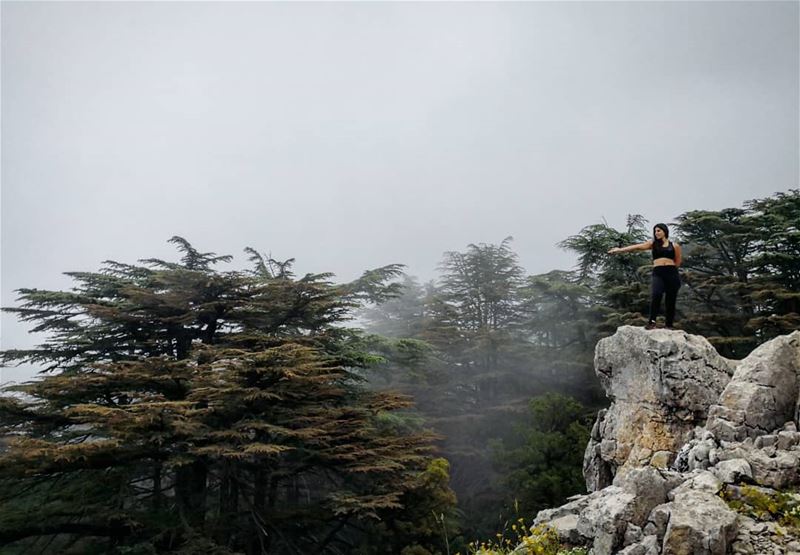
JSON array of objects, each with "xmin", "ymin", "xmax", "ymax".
[
  {"xmin": 778, "ymin": 430, "xmax": 800, "ymax": 450},
  {"xmin": 624, "ymin": 522, "xmax": 643, "ymax": 546},
  {"xmin": 618, "ymin": 542, "xmax": 647, "ymax": 555},
  {"xmin": 524, "ymin": 330, "xmax": 800, "ymax": 555},
  {"xmin": 584, "ymin": 326, "xmax": 734, "ymax": 490},
  {"xmin": 661, "ymin": 489, "xmax": 738, "ymax": 554},
  {"xmin": 707, "ymin": 331, "xmax": 800, "ymax": 441},
  {"xmin": 712, "ymin": 458, "xmax": 753, "ymax": 484},
  {"xmin": 575, "ymin": 486, "xmax": 636, "ymax": 554},
  {"xmin": 667, "ymin": 470, "xmax": 723, "ymax": 500},
  {"xmin": 535, "ymin": 481, "xmax": 659, "ymax": 555},
  {"xmin": 533, "ymin": 492, "xmax": 590, "ymax": 525},
  {"xmin": 716, "ymin": 443, "xmax": 800, "ymax": 489},
  {"xmin": 644, "ymin": 502, "xmax": 671, "ymax": 541},
  {"xmin": 618, "ymin": 534, "xmax": 659, "ymax": 555},
  {"xmin": 546, "ymin": 514, "xmax": 582, "ymax": 544}
]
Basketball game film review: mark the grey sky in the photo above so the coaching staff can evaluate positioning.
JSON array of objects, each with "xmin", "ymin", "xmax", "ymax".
[{"xmin": 2, "ymin": 1, "xmax": 798, "ymax": 384}]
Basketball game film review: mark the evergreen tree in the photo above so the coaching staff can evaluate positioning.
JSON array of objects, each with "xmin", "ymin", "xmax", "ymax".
[
  {"xmin": 517, "ymin": 270, "xmax": 603, "ymax": 401},
  {"xmin": 741, "ymin": 190, "xmax": 800, "ymax": 339},
  {"xmin": 362, "ymin": 239, "xmax": 601, "ymax": 540},
  {"xmin": 436, "ymin": 237, "xmax": 526, "ymax": 405},
  {"xmin": 673, "ymin": 208, "xmax": 759, "ymax": 356},
  {"xmin": 557, "ymin": 215, "xmax": 652, "ymax": 332},
  {"xmin": 491, "ymin": 393, "xmax": 590, "ymax": 516},
  {"xmin": 553, "ymin": 192, "xmax": 800, "ymax": 359},
  {"xmin": 358, "ymin": 275, "xmax": 430, "ymax": 340},
  {"xmin": 673, "ymin": 191, "xmax": 800, "ymax": 356},
  {"xmin": 0, "ymin": 238, "xmax": 456, "ymax": 555}
]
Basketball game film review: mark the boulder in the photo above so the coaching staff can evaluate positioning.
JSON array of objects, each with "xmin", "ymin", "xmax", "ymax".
[
  {"xmin": 520, "ymin": 330, "xmax": 800, "ymax": 555},
  {"xmin": 712, "ymin": 458, "xmax": 753, "ymax": 484},
  {"xmin": 661, "ymin": 489, "xmax": 738, "ymax": 554},
  {"xmin": 644, "ymin": 502, "xmax": 671, "ymax": 541},
  {"xmin": 585, "ymin": 327, "xmax": 734, "ymax": 490},
  {"xmin": 546, "ymin": 513, "xmax": 582, "ymax": 544},
  {"xmin": 667, "ymin": 470, "xmax": 723, "ymax": 500},
  {"xmin": 707, "ymin": 331, "xmax": 800, "ymax": 441},
  {"xmin": 618, "ymin": 534, "xmax": 659, "ymax": 555},
  {"xmin": 716, "ymin": 443, "xmax": 800, "ymax": 489}
]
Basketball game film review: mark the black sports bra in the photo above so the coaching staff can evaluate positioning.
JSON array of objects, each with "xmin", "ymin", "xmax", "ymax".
[{"xmin": 652, "ymin": 240, "xmax": 676, "ymax": 260}]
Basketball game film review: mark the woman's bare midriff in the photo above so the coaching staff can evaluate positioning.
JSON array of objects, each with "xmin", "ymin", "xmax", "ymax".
[{"xmin": 653, "ymin": 258, "xmax": 676, "ymax": 267}]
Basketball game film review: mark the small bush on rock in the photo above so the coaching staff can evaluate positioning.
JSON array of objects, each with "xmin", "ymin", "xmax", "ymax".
[
  {"xmin": 465, "ymin": 522, "xmax": 587, "ymax": 555},
  {"xmin": 722, "ymin": 485, "xmax": 800, "ymax": 530}
]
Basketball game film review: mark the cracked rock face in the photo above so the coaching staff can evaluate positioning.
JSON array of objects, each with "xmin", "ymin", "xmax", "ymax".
[
  {"xmin": 584, "ymin": 326, "xmax": 735, "ymax": 490},
  {"xmin": 532, "ymin": 328, "xmax": 800, "ymax": 555},
  {"xmin": 661, "ymin": 489, "xmax": 737, "ymax": 555},
  {"xmin": 706, "ymin": 332, "xmax": 800, "ymax": 441}
]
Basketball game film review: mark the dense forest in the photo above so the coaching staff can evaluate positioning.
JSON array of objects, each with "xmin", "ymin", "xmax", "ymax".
[{"xmin": 1, "ymin": 189, "xmax": 798, "ymax": 554}]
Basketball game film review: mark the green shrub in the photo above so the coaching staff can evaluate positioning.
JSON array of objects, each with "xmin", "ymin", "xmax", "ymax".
[{"xmin": 721, "ymin": 485, "xmax": 800, "ymax": 529}]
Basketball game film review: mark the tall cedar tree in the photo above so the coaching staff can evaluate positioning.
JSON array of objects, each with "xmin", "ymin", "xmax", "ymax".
[
  {"xmin": 745, "ymin": 191, "xmax": 800, "ymax": 334},
  {"xmin": 436, "ymin": 237, "xmax": 526, "ymax": 404},
  {"xmin": 676, "ymin": 190, "xmax": 800, "ymax": 357},
  {"xmin": 517, "ymin": 270, "xmax": 603, "ymax": 401},
  {"xmin": 673, "ymin": 208, "xmax": 761, "ymax": 356},
  {"xmin": 0, "ymin": 238, "xmax": 456, "ymax": 555},
  {"xmin": 555, "ymin": 191, "xmax": 800, "ymax": 358},
  {"xmin": 557, "ymin": 214, "xmax": 652, "ymax": 332},
  {"xmin": 362, "ymin": 238, "xmax": 597, "ymax": 539}
]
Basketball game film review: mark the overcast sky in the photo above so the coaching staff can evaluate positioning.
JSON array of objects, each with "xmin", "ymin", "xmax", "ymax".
[{"xmin": 2, "ymin": 1, "xmax": 798, "ymax": 384}]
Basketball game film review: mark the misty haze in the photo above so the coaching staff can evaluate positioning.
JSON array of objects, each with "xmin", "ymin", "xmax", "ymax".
[{"xmin": 1, "ymin": 2, "xmax": 798, "ymax": 554}]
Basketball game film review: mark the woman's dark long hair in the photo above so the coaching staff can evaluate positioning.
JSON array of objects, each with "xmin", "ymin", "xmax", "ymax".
[{"xmin": 652, "ymin": 223, "xmax": 670, "ymax": 248}]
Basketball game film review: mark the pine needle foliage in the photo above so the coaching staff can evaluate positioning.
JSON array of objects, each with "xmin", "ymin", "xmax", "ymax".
[
  {"xmin": 676, "ymin": 190, "xmax": 800, "ymax": 357},
  {"xmin": 361, "ymin": 239, "xmax": 598, "ymax": 541},
  {"xmin": 556, "ymin": 191, "xmax": 800, "ymax": 359},
  {"xmin": 557, "ymin": 214, "xmax": 651, "ymax": 332},
  {"xmin": 0, "ymin": 238, "xmax": 453, "ymax": 555}
]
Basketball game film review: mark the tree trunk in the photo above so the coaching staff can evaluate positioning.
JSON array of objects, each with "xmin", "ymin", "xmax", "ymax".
[
  {"xmin": 153, "ymin": 462, "xmax": 162, "ymax": 512},
  {"xmin": 176, "ymin": 460, "xmax": 207, "ymax": 530}
]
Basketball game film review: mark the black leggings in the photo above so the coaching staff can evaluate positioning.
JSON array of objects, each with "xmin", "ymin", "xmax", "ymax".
[{"xmin": 650, "ymin": 266, "xmax": 681, "ymax": 326}]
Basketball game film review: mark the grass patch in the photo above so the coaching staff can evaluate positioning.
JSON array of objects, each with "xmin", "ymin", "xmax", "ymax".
[
  {"xmin": 463, "ymin": 520, "xmax": 589, "ymax": 555},
  {"xmin": 721, "ymin": 484, "xmax": 800, "ymax": 530}
]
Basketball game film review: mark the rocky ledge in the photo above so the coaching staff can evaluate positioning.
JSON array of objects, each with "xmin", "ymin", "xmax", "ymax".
[{"xmin": 533, "ymin": 327, "xmax": 800, "ymax": 555}]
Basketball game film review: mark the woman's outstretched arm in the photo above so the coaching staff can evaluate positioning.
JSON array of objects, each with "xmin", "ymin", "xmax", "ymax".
[
  {"xmin": 608, "ymin": 240, "xmax": 653, "ymax": 255},
  {"xmin": 674, "ymin": 243, "xmax": 682, "ymax": 266}
]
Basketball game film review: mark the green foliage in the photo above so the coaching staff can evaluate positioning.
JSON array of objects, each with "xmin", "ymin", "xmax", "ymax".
[
  {"xmin": 676, "ymin": 190, "xmax": 800, "ymax": 357},
  {"xmin": 361, "ymin": 239, "xmax": 603, "ymax": 540},
  {"xmin": 359, "ymin": 275, "xmax": 434, "ymax": 339},
  {"xmin": 438, "ymin": 237, "xmax": 525, "ymax": 332},
  {"xmin": 465, "ymin": 521, "xmax": 586, "ymax": 555},
  {"xmin": 553, "ymin": 191, "xmax": 800, "ymax": 359},
  {"xmin": 557, "ymin": 215, "xmax": 651, "ymax": 330},
  {"xmin": 674, "ymin": 208, "xmax": 761, "ymax": 355},
  {"xmin": 515, "ymin": 525, "xmax": 561, "ymax": 555},
  {"xmin": 433, "ymin": 237, "xmax": 531, "ymax": 408},
  {"xmin": 558, "ymin": 214, "xmax": 650, "ymax": 286},
  {"xmin": 0, "ymin": 238, "xmax": 455, "ymax": 554},
  {"xmin": 358, "ymin": 189, "xmax": 799, "ymax": 549},
  {"xmin": 348, "ymin": 457, "xmax": 461, "ymax": 555},
  {"xmin": 491, "ymin": 394, "xmax": 590, "ymax": 516},
  {"xmin": 721, "ymin": 485, "xmax": 800, "ymax": 530}
]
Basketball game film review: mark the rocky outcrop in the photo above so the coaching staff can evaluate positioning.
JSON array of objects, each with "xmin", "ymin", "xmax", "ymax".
[
  {"xmin": 706, "ymin": 332, "xmax": 800, "ymax": 441},
  {"xmin": 585, "ymin": 327, "xmax": 735, "ymax": 490},
  {"xmin": 533, "ymin": 327, "xmax": 800, "ymax": 555}
]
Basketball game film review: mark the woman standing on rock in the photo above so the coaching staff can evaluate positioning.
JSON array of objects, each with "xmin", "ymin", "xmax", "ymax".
[{"xmin": 608, "ymin": 223, "xmax": 683, "ymax": 329}]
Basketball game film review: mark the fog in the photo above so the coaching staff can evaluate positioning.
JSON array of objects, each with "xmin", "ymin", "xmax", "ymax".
[{"xmin": 2, "ymin": 1, "xmax": 798, "ymax": 384}]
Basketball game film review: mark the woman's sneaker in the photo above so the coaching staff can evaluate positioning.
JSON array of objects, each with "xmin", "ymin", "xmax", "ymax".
[{"xmin": 645, "ymin": 321, "xmax": 657, "ymax": 330}]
